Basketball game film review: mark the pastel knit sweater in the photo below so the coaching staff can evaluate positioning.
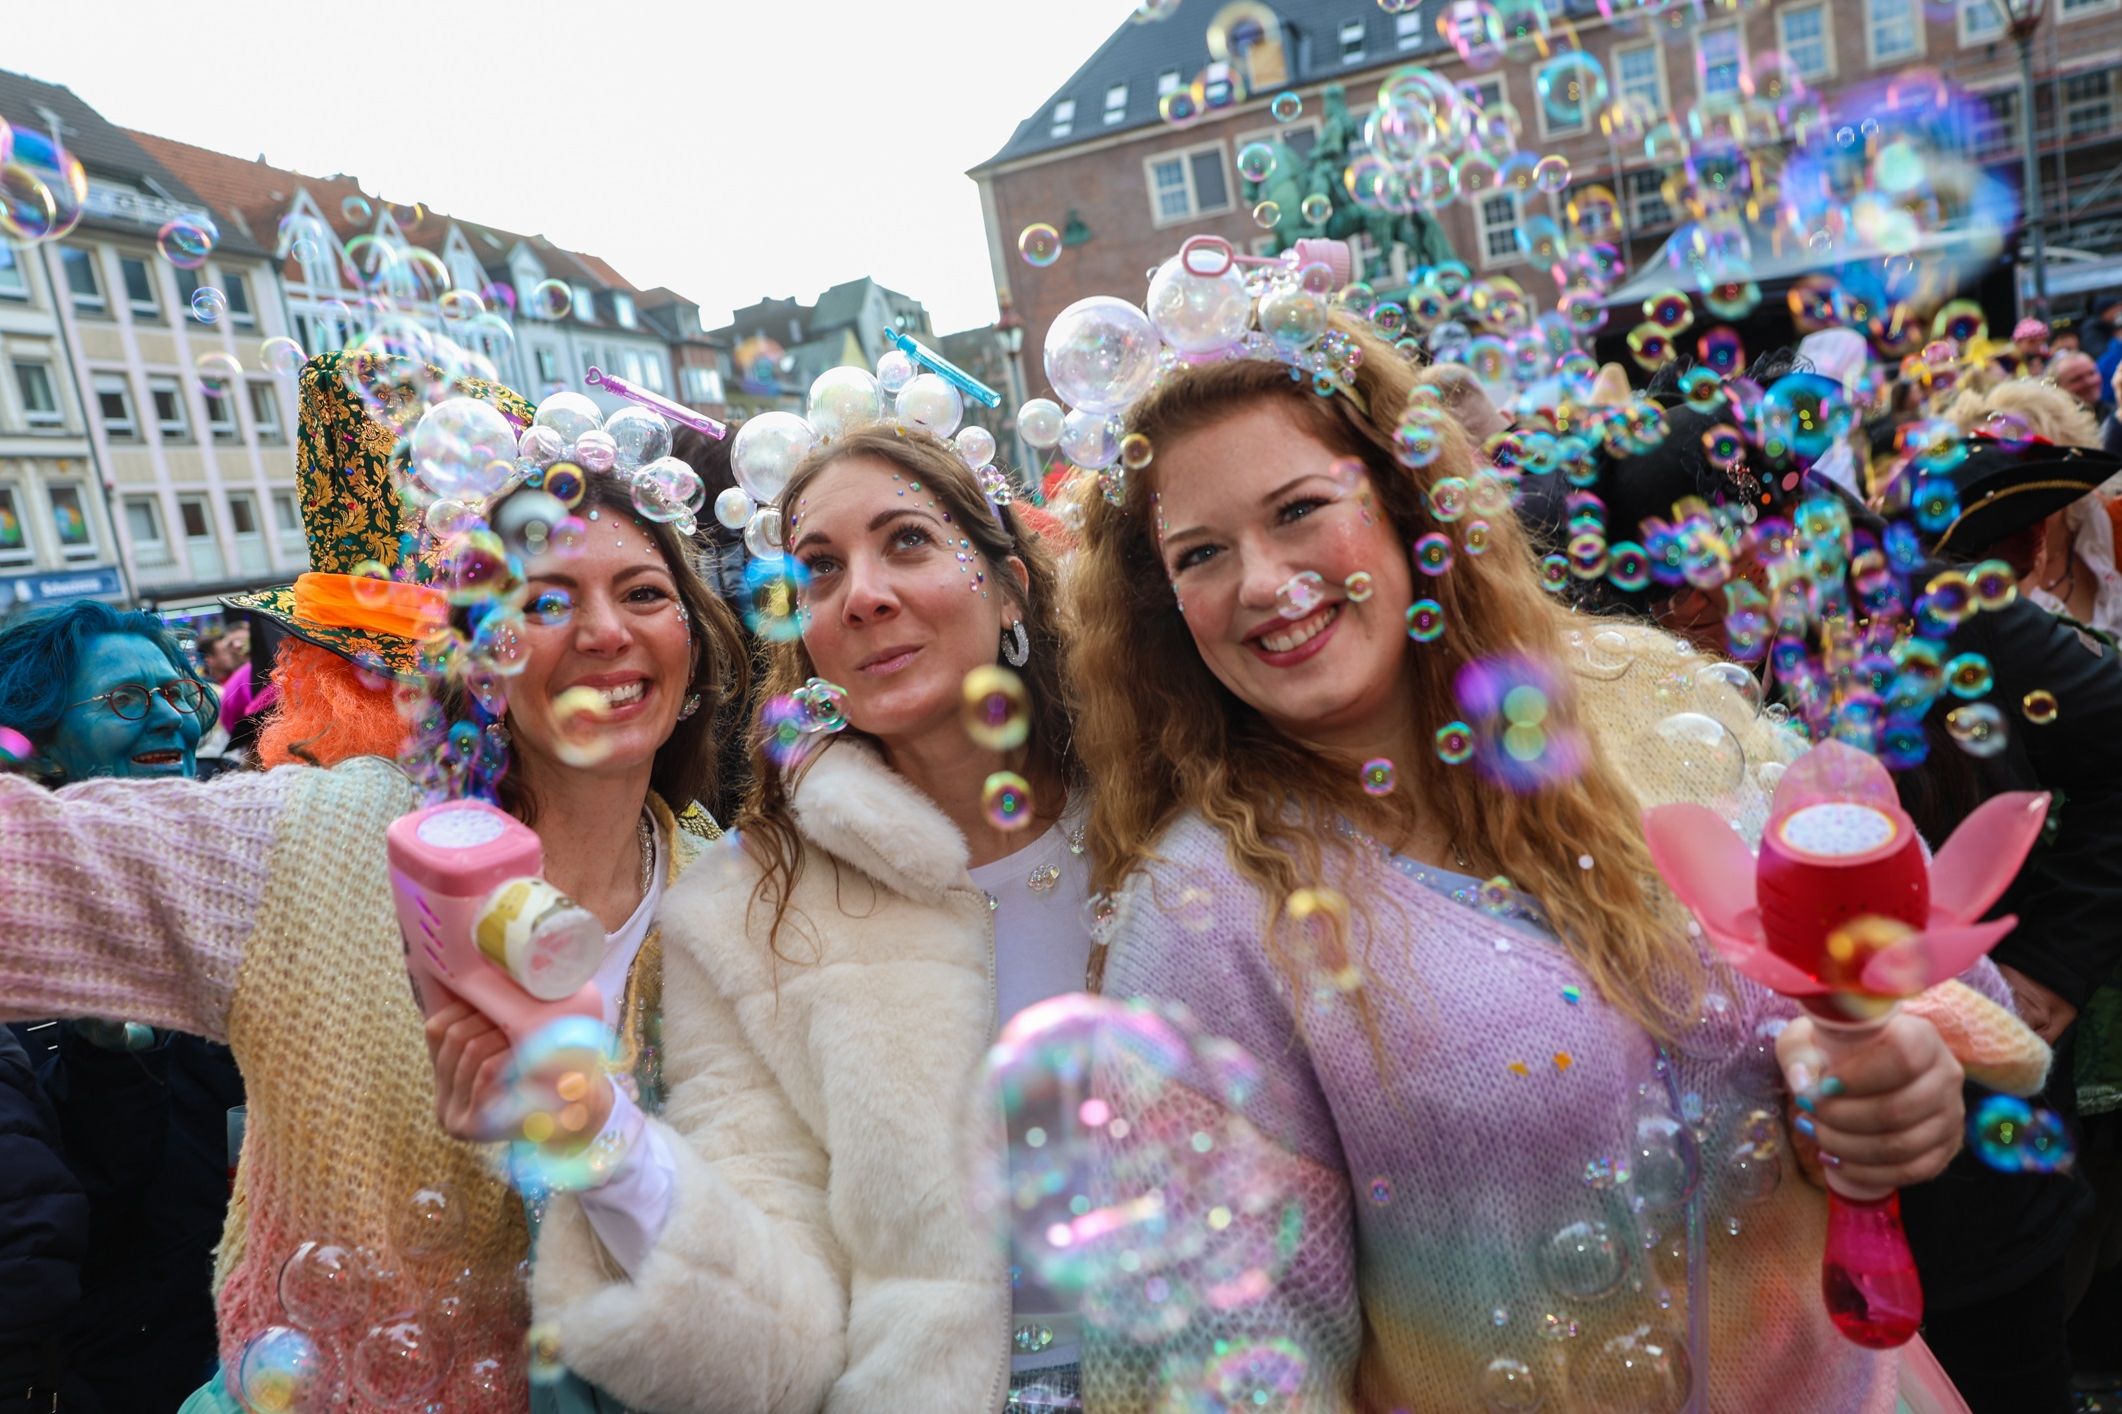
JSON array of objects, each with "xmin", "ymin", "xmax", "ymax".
[
  {"xmin": 0, "ymin": 759, "xmax": 705, "ymax": 1413},
  {"xmin": 1088, "ymin": 625, "xmax": 2037, "ymax": 1414}
]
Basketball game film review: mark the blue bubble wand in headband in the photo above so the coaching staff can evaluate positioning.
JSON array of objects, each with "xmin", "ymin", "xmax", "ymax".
[{"xmin": 884, "ymin": 330, "xmax": 1002, "ymax": 409}]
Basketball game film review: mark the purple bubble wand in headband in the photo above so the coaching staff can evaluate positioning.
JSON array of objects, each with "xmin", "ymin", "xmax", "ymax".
[
  {"xmin": 584, "ymin": 366, "xmax": 728, "ymax": 440},
  {"xmin": 884, "ymin": 330, "xmax": 1002, "ymax": 409}
]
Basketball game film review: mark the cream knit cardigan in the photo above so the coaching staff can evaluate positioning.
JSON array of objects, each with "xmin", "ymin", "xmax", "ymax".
[{"xmin": 532, "ymin": 739, "xmax": 1014, "ymax": 1413}]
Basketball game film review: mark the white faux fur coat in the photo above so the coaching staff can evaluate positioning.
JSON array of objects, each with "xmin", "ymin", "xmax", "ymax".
[{"xmin": 531, "ymin": 739, "xmax": 1011, "ymax": 1413}]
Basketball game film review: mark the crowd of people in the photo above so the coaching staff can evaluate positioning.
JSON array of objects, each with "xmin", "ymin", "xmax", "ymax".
[{"xmin": 0, "ymin": 277, "xmax": 2117, "ymax": 1414}]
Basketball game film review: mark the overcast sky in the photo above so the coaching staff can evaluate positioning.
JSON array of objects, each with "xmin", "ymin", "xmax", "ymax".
[{"xmin": 8, "ymin": 0, "xmax": 1139, "ymax": 335}]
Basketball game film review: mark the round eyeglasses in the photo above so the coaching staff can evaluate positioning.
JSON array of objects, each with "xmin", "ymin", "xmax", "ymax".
[{"xmin": 69, "ymin": 679, "xmax": 209, "ymax": 721}]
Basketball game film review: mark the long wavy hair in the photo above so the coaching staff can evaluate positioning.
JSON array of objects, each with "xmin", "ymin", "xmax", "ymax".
[
  {"xmin": 1068, "ymin": 312, "xmax": 1701, "ymax": 1041},
  {"xmin": 738, "ymin": 425, "xmax": 1081, "ymax": 959}
]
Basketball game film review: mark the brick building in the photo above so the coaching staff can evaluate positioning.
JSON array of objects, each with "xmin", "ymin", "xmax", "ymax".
[{"xmin": 971, "ymin": 0, "xmax": 2122, "ymax": 396}]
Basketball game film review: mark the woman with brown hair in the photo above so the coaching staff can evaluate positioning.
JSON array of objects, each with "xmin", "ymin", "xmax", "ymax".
[
  {"xmin": 1063, "ymin": 310, "xmax": 2024, "ymax": 1411},
  {"xmin": 527, "ymin": 425, "xmax": 1091, "ymax": 1411}
]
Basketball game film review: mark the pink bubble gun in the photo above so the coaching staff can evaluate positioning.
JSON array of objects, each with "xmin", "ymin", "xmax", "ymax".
[
  {"xmin": 1643, "ymin": 740, "xmax": 2047, "ymax": 1349},
  {"xmin": 388, "ymin": 800, "xmax": 606, "ymax": 1044},
  {"xmin": 585, "ymin": 365, "xmax": 727, "ymax": 440},
  {"xmin": 885, "ymin": 330, "xmax": 1002, "ymax": 409}
]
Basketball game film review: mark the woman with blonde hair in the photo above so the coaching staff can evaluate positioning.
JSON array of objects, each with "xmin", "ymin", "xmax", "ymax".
[
  {"xmin": 1065, "ymin": 310, "xmax": 2039, "ymax": 1411},
  {"xmin": 528, "ymin": 424, "xmax": 1095, "ymax": 1410}
]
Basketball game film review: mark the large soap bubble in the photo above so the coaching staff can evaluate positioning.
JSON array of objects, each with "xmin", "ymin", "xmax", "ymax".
[
  {"xmin": 530, "ymin": 391, "xmax": 603, "ymax": 446},
  {"xmin": 1059, "ymin": 409, "xmax": 1121, "ymax": 470},
  {"xmin": 730, "ymin": 411, "xmax": 818, "ymax": 504},
  {"xmin": 407, "ymin": 398, "xmax": 518, "ymax": 502},
  {"xmin": 601, "ymin": 406, "xmax": 672, "ymax": 472},
  {"xmin": 1146, "ymin": 255, "xmax": 1254, "ymax": 356},
  {"xmin": 968, "ymin": 992, "xmax": 1301, "ymax": 1345},
  {"xmin": 808, "ymin": 365, "xmax": 884, "ymax": 440},
  {"xmin": 895, "ymin": 372, "xmax": 965, "ymax": 439},
  {"xmin": 1044, "ymin": 296, "xmax": 1160, "ymax": 416}
]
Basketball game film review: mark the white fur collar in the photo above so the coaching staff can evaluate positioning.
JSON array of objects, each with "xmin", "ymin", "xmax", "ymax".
[{"xmin": 787, "ymin": 740, "xmax": 971, "ymax": 903}]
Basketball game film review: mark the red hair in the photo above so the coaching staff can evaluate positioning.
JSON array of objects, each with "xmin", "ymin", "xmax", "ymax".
[{"xmin": 256, "ymin": 641, "xmax": 408, "ymax": 768}]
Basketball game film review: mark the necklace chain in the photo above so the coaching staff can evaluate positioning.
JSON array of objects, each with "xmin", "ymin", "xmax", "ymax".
[{"xmin": 636, "ymin": 810, "xmax": 655, "ymax": 900}]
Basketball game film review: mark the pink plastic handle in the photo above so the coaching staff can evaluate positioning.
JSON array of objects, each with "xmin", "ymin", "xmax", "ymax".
[
  {"xmin": 1178, "ymin": 235, "xmax": 1353, "ymax": 287},
  {"xmin": 585, "ymin": 366, "xmax": 727, "ymax": 440}
]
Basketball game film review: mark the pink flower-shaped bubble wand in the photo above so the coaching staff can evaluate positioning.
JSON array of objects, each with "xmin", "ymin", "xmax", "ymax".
[{"xmin": 1643, "ymin": 740, "xmax": 2047, "ymax": 1348}]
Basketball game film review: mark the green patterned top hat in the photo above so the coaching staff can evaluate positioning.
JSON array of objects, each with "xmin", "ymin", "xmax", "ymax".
[{"xmin": 223, "ymin": 352, "xmax": 533, "ymax": 676}]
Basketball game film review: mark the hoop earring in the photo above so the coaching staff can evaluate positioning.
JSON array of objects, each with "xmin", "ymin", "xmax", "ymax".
[
  {"xmin": 678, "ymin": 691, "xmax": 703, "ymax": 721},
  {"xmin": 1003, "ymin": 621, "xmax": 1030, "ymax": 668}
]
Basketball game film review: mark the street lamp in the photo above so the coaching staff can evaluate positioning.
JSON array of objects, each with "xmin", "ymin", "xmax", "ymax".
[
  {"xmin": 1997, "ymin": 0, "xmax": 2050, "ymax": 316},
  {"xmin": 993, "ymin": 291, "xmax": 1030, "ymax": 488}
]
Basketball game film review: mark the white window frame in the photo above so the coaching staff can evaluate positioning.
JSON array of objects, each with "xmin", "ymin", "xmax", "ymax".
[
  {"xmin": 177, "ymin": 494, "xmax": 217, "ymax": 552},
  {"xmin": 220, "ymin": 269, "xmax": 255, "ymax": 327},
  {"xmin": 1969, "ymin": 85, "xmax": 2020, "ymax": 153},
  {"xmin": 2060, "ymin": 0, "xmax": 2121, "ymax": 20},
  {"xmin": 1697, "ymin": 23, "xmax": 1747, "ymax": 105},
  {"xmin": 1626, "ymin": 168, "xmax": 1675, "ymax": 232},
  {"xmin": 1961, "ymin": 0, "xmax": 2007, "ymax": 44},
  {"xmin": 61, "ymin": 248, "xmax": 105, "ymax": 315},
  {"xmin": 206, "ymin": 384, "xmax": 240, "ymax": 442},
  {"xmin": 1613, "ymin": 40, "xmax": 1669, "ymax": 117},
  {"xmin": 93, "ymin": 373, "xmax": 137, "ymax": 440},
  {"xmin": 228, "ymin": 491, "xmax": 262, "ymax": 540},
  {"xmin": 47, "ymin": 483, "xmax": 97, "ymax": 561},
  {"xmin": 13, "ymin": 360, "xmax": 61, "ymax": 429},
  {"xmin": 612, "ymin": 292, "xmax": 636, "ymax": 329},
  {"xmin": 147, "ymin": 376, "xmax": 192, "ymax": 443},
  {"xmin": 0, "ymin": 243, "xmax": 27, "ymax": 300},
  {"xmin": 1143, "ymin": 142, "xmax": 1235, "ymax": 228},
  {"xmin": 118, "ymin": 254, "xmax": 160, "ymax": 320},
  {"xmin": 1395, "ymin": 11, "xmax": 1423, "ymax": 49},
  {"xmin": 571, "ymin": 284, "xmax": 596, "ymax": 321},
  {"xmin": 272, "ymin": 489, "xmax": 301, "ymax": 538},
  {"xmin": 534, "ymin": 346, "xmax": 559, "ymax": 383},
  {"xmin": 1232, "ymin": 119, "xmax": 1323, "ymax": 162},
  {"xmin": 1050, "ymin": 99, "xmax": 1076, "ymax": 139},
  {"xmin": 1339, "ymin": 18, "xmax": 1367, "ymax": 65},
  {"xmin": 247, "ymin": 381, "xmax": 284, "ymax": 442},
  {"xmin": 1464, "ymin": 76, "xmax": 1506, "ymax": 113},
  {"xmin": 125, "ymin": 495, "xmax": 172, "ymax": 566},
  {"xmin": 2063, "ymin": 69, "xmax": 2116, "ymax": 137},
  {"xmin": 1105, "ymin": 83, "xmax": 1129, "ymax": 125},
  {"xmin": 1537, "ymin": 63, "xmax": 1591, "ymax": 139},
  {"xmin": 0, "ymin": 484, "xmax": 30, "ymax": 565},
  {"xmin": 1778, "ymin": 2, "xmax": 1836, "ymax": 81},
  {"xmin": 1478, "ymin": 191, "xmax": 1525, "ymax": 267},
  {"xmin": 1866, "ymin": 0, "xmax": 1925, "ymax": 67},
  {"xmin": 1157, "ymin": 69, "xmax": 1182, "ymax": 96}
]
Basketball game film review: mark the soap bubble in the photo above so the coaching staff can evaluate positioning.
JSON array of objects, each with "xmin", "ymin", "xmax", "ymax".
[
  {"xmin": 531, "ymin": 390, "xmax": 603, "ymax": 445},
  {"xmin": 731, "ymin": 411, "xmax": 818, "ymax": 503},
  {"xmin": 1060, "ymin": 409, "xmax": 1121, "ymax": 469},
  {"xmin": 1536, "ymin": 1217, "xmax": 1627, "ymax": 1301},
  {"xmin": 1019, "ymin": 398, "xmax": 1065, "ymax": 449},
  {"xmin": 956, "ymin": 425, "xmax": 999, "ymax": 471},
  {"xmin": 963, "ymin": 665, "xmax": 1030, "ymax": 750},
  {"xmin": 602, "ymin": 407, "xmax": 672, "ymax": 472},
  {"xmin": 1258, "ymin": 284, "xmax": 1328, "ymax": 355},
  {"xmin": 1276, "ymin": 570, "xmax": 1326, "ymax": 620},
  {"xmin": 2022, "ymin": 689, "xmax": 2058, "ymax": 724},
  {"xmin": 157, "ymin": 215, "xmax": 216, "ymax": 269},
  {"xmin": 279, "ymin": 1239, "xmax": 376, "ymax": 1332},
  {"xmin": 0, "ymin": 128, "xmax": 88, "ymax": 243},
  {"xmin": 1481, "ymin": 1355, "xmax": 1542, "ymax": 1411},
  {"xmin": 1147, "ymin": 255, "xmax": 1253, "ymax": 355},
  {"xmin": 742, "ymin": 555, "xmax": 809, "ymax": 641},
  {"xmin": 983, "ymin": 771, "xmax": 1034, "ymax": 830},
  {"xmin": 895, "ymin": 372, "xmax": 965, "ymax": 439},
  {"xmin": 1436, "ymin": 720, "xmax": 1475, "ymax": 764},
  {"xmin": 1568, "ymin": 1322, "xmax": 1692, "ymax": 1414},
  {"xmin": 1019, "ymin": 222, "xmax": 1063, "ymax": 267},
  {"xmin": 743, "ymin": 507, "xmax": 787, "ymax": 562},
  {"xmin": 1627, "ymin": 713, "xmax": 1745, "ymax": 794},
  {"xmin": 807, "ymin": 365, "xmax": 883, "ymax": 440},
  {"xmin": 350, "ymin": 1314, "xmax": 450, "ymax": 1405},
  {"xmin": 260, "ymin": 336, "xmax": 307, "ymax": 376},
  {"xmin": 1044, "ymin": 296, "xmax": 1160, "ymax": 415},
  {"xmin": 1537, "ymin": 52, "xmax": 1609, "ymax": 127},
  {"xmin": 195, "ymin": 351, "xmax": 242, "ymax": 401},
  {"xmin": 1361, "ymin": 759, "xmax": 1397, "ymax": 796},
  {"xmin": 1237, "ymin": 142, "xmax": 1277, "ymax": 182},
  {"xmin": 495, "ymin": 1016, "xmax": 626, "ymax": 1195},
  {"xmin": 876, "ymin": 349, "xmax": 916, "ymax": 394},
  {"xmin": 968, "ymin": 994, "xmax": 1298, "ymax": 1344},
  {"xmin": 409, "ymin": 399, "xmax": 521, "ymax": 502},
  {"xmin": 529, "ymin": 279, "xmax": 572, "ymax": 319},
  {"xmin": 1946, "ymin": 702, "xmax": 2006, "ymax": 757},
  {"xmin": 235, "ymin": 1325, "xmax": 337, "ymax": 1414},
  {"xmin": 572, "ymin": 429, "xmax": 618, "ymax": 474},
  {"xmin": 630, "ymin": 456, "xmax": 705, "ymax": 525},
  {"xmin": 713, "ymin": 487, "xmax": 755, "ymax": 530},
  {"xmin": 1406, "ymin": 599, "xmax": 1446, "ymax": 642},
  {"xmin": 1300, "ymin": 193, "xmax": 1334, "ymax": 224}
]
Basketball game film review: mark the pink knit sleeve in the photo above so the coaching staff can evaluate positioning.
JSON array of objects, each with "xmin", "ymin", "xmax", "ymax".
[{"xmin": 0, "ymin": 768, "xmax": 303, "ymax": 1041}]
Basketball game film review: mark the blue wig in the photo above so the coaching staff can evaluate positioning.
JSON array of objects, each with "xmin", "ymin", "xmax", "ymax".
[{"xmin": 0, "ymin": 601, "xmax": 218, "ymax": 749}]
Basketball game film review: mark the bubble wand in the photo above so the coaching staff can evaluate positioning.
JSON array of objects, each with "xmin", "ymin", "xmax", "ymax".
[
  {"xmin": 1642, "ymin": 740, "xmax": 2047, "ymax": 1348},
  {"xmin": 585, "ymin": 366, "xmax": 727, "ymax": 440},
  {"xmin": 883, "ymin": 330, "xmax": 1003, "ymax": 409}
]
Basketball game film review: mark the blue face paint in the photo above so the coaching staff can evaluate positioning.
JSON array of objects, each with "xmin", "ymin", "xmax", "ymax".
[{"xmin": 48, "ymin": 633, "xmax": 202, "ymax": 781}]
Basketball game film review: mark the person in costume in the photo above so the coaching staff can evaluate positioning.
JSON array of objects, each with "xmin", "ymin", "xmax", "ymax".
[
  {"xmin": 523, "ymin": 424, "xmax": 1092, "ymax": 1411},
  {"xmin": 0, "ymin": 351, "xmax": 748, "ymax": 1414},
  {"xmin": 0, "ymin": 601, "xmax": 215, "ymax": 785},
  {"xmin": 1062, "ymin": 309, "xmax": 2045, "ymax": 1411}
]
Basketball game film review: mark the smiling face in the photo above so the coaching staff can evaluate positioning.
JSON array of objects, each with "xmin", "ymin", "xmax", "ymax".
[
  {"xmin": 1153, "ymin": 401, "xmax": 1419, "ymax": 758},
  {"xmin": 506, "ymin": 511, "xmax": 695, "ymax": 782},
  {"xmin": 791, "ymin": 454, "xmax": 1018, "ymax": 749},
  {"xmin": 49, "ymin": 632, "xmax": 204, "ymax": 781}
]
